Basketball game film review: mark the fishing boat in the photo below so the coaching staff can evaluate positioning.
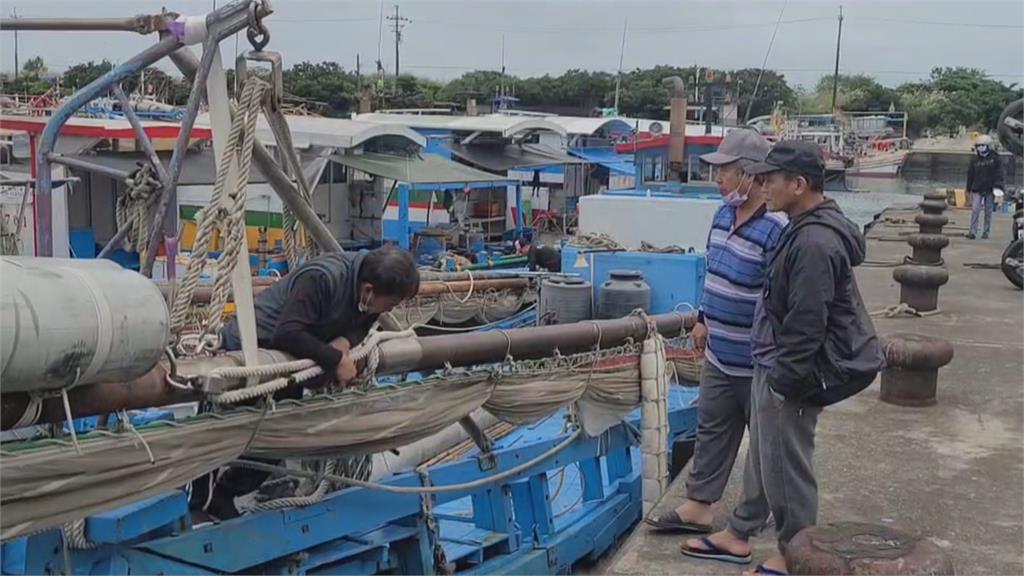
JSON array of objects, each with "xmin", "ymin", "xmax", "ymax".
[{"xmin": 0, "ymin": 4, "xmax": 709, "ymax": 575}]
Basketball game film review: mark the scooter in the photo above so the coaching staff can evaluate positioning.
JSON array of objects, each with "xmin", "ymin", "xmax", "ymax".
[{"xmin": 1001, "ymin": 187, "xmax": 1023, "ymax": 289}]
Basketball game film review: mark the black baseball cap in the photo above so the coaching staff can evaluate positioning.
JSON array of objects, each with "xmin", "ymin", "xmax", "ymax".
[{"xmin": 743, "ymin": 140, "xmax": 825, "ymax": 178}]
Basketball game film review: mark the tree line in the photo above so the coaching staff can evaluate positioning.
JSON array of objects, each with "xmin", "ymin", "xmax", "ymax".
[{"xmin": 1, "ymin": 57, "xmax": 1019, "ymax": 137}]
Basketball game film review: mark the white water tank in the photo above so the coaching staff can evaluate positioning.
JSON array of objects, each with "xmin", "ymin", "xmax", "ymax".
[{"xmin": 1, "ymin": 257, "xmax": 169, "ymax": 393}]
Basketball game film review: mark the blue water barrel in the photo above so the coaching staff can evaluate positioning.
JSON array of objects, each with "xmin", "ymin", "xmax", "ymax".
[{"xmin": 413, "ymin": 228, "xmax": 447, "ymax": 265}]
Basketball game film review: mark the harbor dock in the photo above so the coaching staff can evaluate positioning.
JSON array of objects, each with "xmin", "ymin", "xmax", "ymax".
[{"xmin": 602, "ymin": 204, "xmax": 1024, "ymax": 575}]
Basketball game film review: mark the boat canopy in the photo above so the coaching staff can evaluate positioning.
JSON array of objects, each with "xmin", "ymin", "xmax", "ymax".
[
  {"xmin": 450, "ymin": 143, "xmax": 585, "ymax": 172},
  {"xmin": 330, "ymin": 152, "xmax": 513, "ymax": 185}
]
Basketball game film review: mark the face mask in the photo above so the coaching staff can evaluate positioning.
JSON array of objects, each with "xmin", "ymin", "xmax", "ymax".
[
  {"xmin": 358, "ymin": 293, "xmax": 371, "ymax": 313},
  {"xmin": 722, "ymin": 175, "xmax": 753, "ymax": 207}
]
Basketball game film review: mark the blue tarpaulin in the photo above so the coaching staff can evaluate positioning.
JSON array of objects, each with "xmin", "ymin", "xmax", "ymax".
[{"xmin": 568, "ymin": 147, "xmax": 636, "ymax": 175}]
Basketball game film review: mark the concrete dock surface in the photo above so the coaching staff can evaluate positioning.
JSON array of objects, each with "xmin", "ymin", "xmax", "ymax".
[{"xmin": 602, "ymin": 205, "xmax": 1024, "ymax": 575}]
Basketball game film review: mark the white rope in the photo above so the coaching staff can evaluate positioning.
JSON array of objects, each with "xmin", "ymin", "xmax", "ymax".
[
  {"xmin": 170, "ymin": 77, "xmax": 268, "ymax": 341},
  {"xmin": 209, "ymin": 328, "xmax": 417, "ymax": 405},
  {"xmin": 870, "ymin": 302, "xmax": 942, "ymax": 318}
]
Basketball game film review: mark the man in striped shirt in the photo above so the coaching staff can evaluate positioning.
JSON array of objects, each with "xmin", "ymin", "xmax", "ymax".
[{"xmin": 647, "ymin": 129, "xmax": 786, "ymax": 534}]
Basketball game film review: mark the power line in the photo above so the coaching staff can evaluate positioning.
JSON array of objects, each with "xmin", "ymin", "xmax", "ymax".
[{"xmin": 855, "ymin": 17, "xmax": 1024, "ymax": 29}]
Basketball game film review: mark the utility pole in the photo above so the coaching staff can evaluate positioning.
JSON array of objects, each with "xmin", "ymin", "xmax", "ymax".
[
  {"xmin": 386, "ymin": 5, "xmax": 410, "ymax": 82},
  {"xmin": 356, "ymin": 53, "xmax": 362, "ymax": 93},
  {"xmin": 831, "ymin": 5, "xmax": 844, "ymax": 113},
  {"xmin": 12, "ymin": 7, "xmax": 19, "ymax": 80}
]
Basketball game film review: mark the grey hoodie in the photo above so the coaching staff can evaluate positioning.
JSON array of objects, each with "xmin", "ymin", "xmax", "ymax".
[{"xmin": 762, "ymin": 198, "xmax": 884, "ymax": 406}]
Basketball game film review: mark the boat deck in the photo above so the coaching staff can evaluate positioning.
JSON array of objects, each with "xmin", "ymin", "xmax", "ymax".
[{"xmin": 601, "ymin": 205, "xmax": 1024, "ymax": 575}]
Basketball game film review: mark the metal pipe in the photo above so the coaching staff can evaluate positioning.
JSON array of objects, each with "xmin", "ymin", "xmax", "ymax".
[
  {"xmin": 164, "ymin": 42, "xmax": 343, "ymax": 255},
  {"xmin": 96, "ymin": 224, "xmax": 133, "ymax": 260},
  {"xmin": 0, "ymin": 312, "xmax": 696, "ymax": 429},
  {"xmin": 111, "ymin": 85, "xmax": 171, "ymax": 186},
  {"xmin": 0, "ymin": 14, "xmax": 169, "ymax": 33},
  {"xmin": 376, "ymin": 312, "xmax": 694, "ymax": 374},
  {"xmin": 137, "ymin": 0, "xmax": 267, "ymax": 275},
  {"xmin": 47, "ymin": 154, "xmax": 133, "ymax": 181},
  {"xmin": 34, "ymin": 33, "xmax": 183, "ymax": 256},
  {"xmin": 140, "ymin": 36, "xmax": 220, "ymax": 277}
]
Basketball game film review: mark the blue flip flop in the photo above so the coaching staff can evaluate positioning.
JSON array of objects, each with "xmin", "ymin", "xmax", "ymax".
[
  {"xmin": 679, "ymin": 536, "xmax": 752, "ymax": 565},
  {"xmin": 751, "ymin": 563, "xmax": 788, "ymax": 575}
]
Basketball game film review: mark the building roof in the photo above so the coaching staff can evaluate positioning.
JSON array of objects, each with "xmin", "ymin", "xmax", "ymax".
[
  {"xmin": 330, "ymin": 152, "xmax": 511, "ymax": 185},
  {"xmin": 194, "ymin": 113, "xmax": 427, "ymax": 150},
  {"xmin": 61, "ymin": 149, "xmax": 268, "ymax": 185},
  {"xmin": 354, "ymin": 113, "xmax": 568, "ymax": 138},
  {"xmin": 545, "ymin": 116, "xmax": 634, "ymax": 137},
  {"xmin": 449, "ymin": 143, "xmax": 584, "ymax": 172}
]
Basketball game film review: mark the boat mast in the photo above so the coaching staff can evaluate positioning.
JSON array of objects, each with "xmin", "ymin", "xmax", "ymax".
[
  {"xmin": 613, "ymin": 16, "xmax": 628, "ymax": 115},
  {"xmin": 830, "ymin": 5, "xmax": 844, "ymax": 114}
]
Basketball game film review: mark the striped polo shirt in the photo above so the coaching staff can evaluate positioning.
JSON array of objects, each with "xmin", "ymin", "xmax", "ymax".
[{"xmin": 701, "ymin": 203, "xmax": 788, "ymax": 377}]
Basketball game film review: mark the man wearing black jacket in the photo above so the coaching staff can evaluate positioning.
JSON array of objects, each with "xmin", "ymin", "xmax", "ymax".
[
  {"xmin": 222, "ymin": 245, "xmax": 419, "ymax": 384},
  {"xmin": 682, "ymin": 142, "xmax": 882, "ymax": 575},
  {"xmin": 194, "ymin": 246, "xmax": 419, "ymax": 520}
]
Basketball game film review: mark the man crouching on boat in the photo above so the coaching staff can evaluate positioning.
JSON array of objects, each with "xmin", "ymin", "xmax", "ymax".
[
  {"xmin": 645, "ymin": 128, "xmax": 786, "ymax": 534},
  {"xmin": 221, "ymin": 245, "xmax": 419, "ymax": 385},
  {"xmin": 191, "ymin": 246, "xmax": 419, "ymax": 520}
]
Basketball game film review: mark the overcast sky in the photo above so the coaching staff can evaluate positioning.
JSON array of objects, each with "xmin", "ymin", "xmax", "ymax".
[{"xmin": 3, "ymin": 0, "xmax": 1022, "ymax": 89}]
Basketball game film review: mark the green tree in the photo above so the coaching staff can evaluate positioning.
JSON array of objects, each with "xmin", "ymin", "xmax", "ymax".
[
  {"xmin": 61, "ymin": 60, "xmax": 114, "ymax": 93},
  {"xmin": 283, "ymin": 61, "xmax": 357, "ymax": 117},
  {"xmin": 22, "ymin": 56, "xmax": 47, "ymax": 77},
  {"xmin": 732, "ymin": 68, "xmax": 796, "ymax": 120},
  {"xmin": 803, "ymin": 74, "xmax": 896, "ymax": 113}
]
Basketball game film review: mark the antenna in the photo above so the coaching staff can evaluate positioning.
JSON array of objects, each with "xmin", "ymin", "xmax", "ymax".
[
  {"xmin": 386, "ymin": 5, "xmax": 411, "ymax": 81},
  {"xmin": 744, "ymin": 0, "xmax": 787, "ymax": 123}
]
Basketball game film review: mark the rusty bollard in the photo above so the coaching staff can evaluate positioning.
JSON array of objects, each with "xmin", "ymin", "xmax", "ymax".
[
  {"xmin": 893, "ymin": 265, "xmax": 949, "ymax": 312},
  {"xmin": 905, "ymin": 233, "xmax": 949, "ymax": 266},
  {"xmin": 918, "ymin": 199, "xmax": 949, "ymax": 216},
  {"xmin": 786, "ymin": 522, "xmax": 955, "ymax": 575},
  {"xmin": 914, "ymin": 213, "xmax": 949, "ymax": 235},
  {"xmin": 880, "ymin": 333, "xmax": 955, "ymax": 406}
]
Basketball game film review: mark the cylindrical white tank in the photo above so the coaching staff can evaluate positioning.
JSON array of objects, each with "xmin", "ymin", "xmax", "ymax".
[{"xmin": 1, "ymin": 257, "xmax": 170, "ymax": 393}]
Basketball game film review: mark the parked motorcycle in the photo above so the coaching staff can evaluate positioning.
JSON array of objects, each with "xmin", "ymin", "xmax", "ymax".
[
  {"xmin": 998, "ymin": 99, "xmax": 1023, "ymax": 289},
  {"xmin": 1001, "ymin": 187, "xmax": 1023, "ymax": 289}
]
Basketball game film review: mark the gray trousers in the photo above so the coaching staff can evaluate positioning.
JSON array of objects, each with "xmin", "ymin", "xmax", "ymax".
[
  {"xmin": 970, "ymin": 192, "xmax": 994, "ymax": 237},
  {"xmin": 727, "ymin": 364, "xmax": 822, "ymax": 551},
  {"xmin": 685, "ymin": 361, "xmax": 752, "ymax": 504}
]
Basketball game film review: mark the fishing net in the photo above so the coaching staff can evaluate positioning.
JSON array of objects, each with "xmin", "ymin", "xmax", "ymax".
[
  {"xmin": 0, "ymin": 341, "xmax": 653, "ymax": 540},
  {"xmin": 389, "ymin": 288, "xmax": 535, "ymax": 329}
]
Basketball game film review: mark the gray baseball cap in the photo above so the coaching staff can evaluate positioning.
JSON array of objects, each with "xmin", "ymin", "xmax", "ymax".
[{"xmin": 699, "ymin": 128, "xmax": 772, "ymax": 165}]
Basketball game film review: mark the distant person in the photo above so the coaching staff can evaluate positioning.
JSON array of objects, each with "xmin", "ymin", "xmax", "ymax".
[
  {"xmin": 531, "ymin": 169, "xmax": 542, "ymax": 198},
  {"xmin": 646, "ymin": 129, "xmax": 785, "ymax": 536},
  {"xmin": 967, "ymin": 134, "xmax": 1004, "ymax": 239},
  {"xmin": 681, "ymin": 141, "xmax": 882, "ymax": 575}
]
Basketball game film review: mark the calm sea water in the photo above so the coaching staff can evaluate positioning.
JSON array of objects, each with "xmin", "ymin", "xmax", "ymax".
[{"xmin": 833, "ymin": 175, "xmax": 960, "ymax": 229}]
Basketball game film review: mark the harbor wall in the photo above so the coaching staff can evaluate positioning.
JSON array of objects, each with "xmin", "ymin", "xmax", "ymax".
[{"xmin": 904, "ymin": 150, "xmax": 1022, "ymax": 185}]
